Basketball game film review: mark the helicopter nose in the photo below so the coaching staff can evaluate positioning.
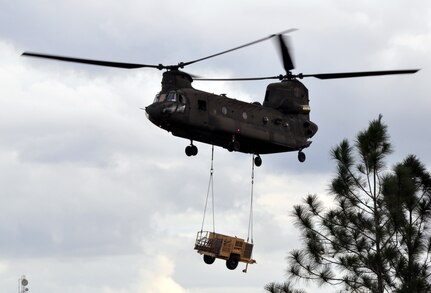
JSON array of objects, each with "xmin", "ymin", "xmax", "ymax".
[
  {"xmin": 144, "ymin": 105, "xmax": 152, "ymax": 117},
  {"xmin": 145, "ymin": 105, "xmax": 159, "ymax": 122}
]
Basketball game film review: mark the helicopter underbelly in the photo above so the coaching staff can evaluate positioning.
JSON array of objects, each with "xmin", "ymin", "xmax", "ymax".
[
  {"xmin": 171, "ymin": 127, "xmax": 297, "ymax": 154},
  {"xmin": 168, "ymin": 115, "xmax": 312, "ymax": 154}
]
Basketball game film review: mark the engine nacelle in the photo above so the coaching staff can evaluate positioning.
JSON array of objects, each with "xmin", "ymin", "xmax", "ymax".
[{"xmin": 263, "ymin": 79, "xmax": 310, "ymax": 115}]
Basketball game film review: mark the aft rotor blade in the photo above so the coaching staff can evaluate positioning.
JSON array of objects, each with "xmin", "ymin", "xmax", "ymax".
[
  {"xmin": 22, "ymin": 52, "xmax": 164, "ymax": 69},
  {"xmin": 182, "ymin": 28, "xmax": 298, "ymax": 67},
  {"xmin": 302, "ymin": 69, "xmax": 420, "ymax": 79},
  {"xmin": 277, "ymin": 34, "xmax": 294, "ymax": 72}
]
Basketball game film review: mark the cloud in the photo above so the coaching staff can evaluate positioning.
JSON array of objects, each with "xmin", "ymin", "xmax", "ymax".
[
  {"xmin": 134, "ymin": 255, "xmax": 188, "ymax": 293},
  {"xmin": 0, "ymin": 261, "xmax": 8, "ymax": 274},
  {"xmin": 1, "ymin": 2, "xmax": 430, "ymax": 293},
  {"xmin": 102, "ymin": 255, "xmax": 188, "ymax": 293}
]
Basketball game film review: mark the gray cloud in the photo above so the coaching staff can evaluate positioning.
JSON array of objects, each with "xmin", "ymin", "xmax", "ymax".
[{"xmin": 1, "ymin": 1, "xmax": 430, "ymax": 292}]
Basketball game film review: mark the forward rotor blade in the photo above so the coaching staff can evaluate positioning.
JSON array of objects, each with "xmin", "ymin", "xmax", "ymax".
[
  {"xmin": 22, "ymin": 52, "xmax": 163, "ymax": 69},
  {"xmin": 277, "ymin": 34, "xmax": 294, "ymax": 72},
  {"xmin": 182, "ymin": 28, "xmax": 298, "ymax": 67},
  {"xmin": 302, "ymin": 69, "xmax": 420, "ymax": 79}
]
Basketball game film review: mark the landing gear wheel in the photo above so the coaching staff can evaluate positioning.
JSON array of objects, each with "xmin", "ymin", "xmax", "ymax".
[
  {"xmin": 298, "ymin": 151, "xmax": 306, "ymax": 163},
  {"xmin": 191, "ymin": 145, "xmax": 198, "ymax": 156},
  {"xmin": 227, "ymin": 141, "xmax": 240, "ymax": 152},
  {"xmin": 185, "ymin": 145, "xmax": 198, "ymax": 156},
  {"xmin": 232, "ymin": 141, "xmax": 240, "ymax": 151},
  {"xmin": 226, "ymin": 255, "xmax": 239, "ymax": 270},
  {"xmin": 185, "ymin": 146, "xmax": 193, "ymax": 156},
  {"xmin": 227, "ymin": 135, "xmax": 240, "ymax": 152},
  {"xmin": 254, "ymin": 155, "xmax": 262, "ymax": 167},
  {"xmin": 203, "ymin": 255, "xmax": 215, "ymax": 265}
]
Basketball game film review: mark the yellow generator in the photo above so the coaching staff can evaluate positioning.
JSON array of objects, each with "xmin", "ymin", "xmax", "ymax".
[{"xmin": 194, "ymin": 231, "xmax": 256, "ymax": 270}]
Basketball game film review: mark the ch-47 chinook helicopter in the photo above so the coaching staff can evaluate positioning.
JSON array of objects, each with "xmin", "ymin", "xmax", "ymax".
[{"xmin": 22, "ymin": 29, "xmax": 419, "ymax": 167}]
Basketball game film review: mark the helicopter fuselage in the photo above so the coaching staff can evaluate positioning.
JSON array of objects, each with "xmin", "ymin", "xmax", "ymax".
[{"xmin": 145, "ymin": 70, "xmax": 318, "ymax": 156}]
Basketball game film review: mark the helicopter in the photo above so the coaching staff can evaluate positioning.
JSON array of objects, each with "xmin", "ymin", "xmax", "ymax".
[{"xmin": 22, "ymin": 29, "xmax": 419, "ymax": 167}]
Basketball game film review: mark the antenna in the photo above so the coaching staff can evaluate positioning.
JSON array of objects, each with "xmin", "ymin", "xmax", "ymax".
[{"xmin": 18, "ymin": 275, "xmax": 29, "ymax": 293}]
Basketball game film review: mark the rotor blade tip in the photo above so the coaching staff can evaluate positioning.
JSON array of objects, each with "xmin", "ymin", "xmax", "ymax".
[{"xmin": 279, "ymin": 28, "xmax": 299, "ymax": 35}]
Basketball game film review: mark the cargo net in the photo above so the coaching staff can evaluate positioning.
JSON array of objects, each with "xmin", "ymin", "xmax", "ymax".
[{"xmin": 194, "ymin": 231, "xmax": 222, "ymax": 254}]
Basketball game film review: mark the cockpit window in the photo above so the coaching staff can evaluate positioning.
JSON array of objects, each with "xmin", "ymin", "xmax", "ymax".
[
  {"xmin": 153, "ymin": 91, "xmax": 187, "ymax": 104},
  {"xmin": 153, "ymin": 93, "xmax": 166, "ymax": 103},
  {"xmin": 167, "ymin": 91, "xmax": 177, "ymax": 102}
]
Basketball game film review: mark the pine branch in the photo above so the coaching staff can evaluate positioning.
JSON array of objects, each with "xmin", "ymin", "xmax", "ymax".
[
  {"xmin": 318, "ymin": 211, "xmax": 376, "ymax": 245},
  {"xmin": 339, "ymin": 164, "xmax": 375, "ymax": 213},
  {"xmin": 291, "ymin": 256, "xmax": 346, "ymax": 286}
]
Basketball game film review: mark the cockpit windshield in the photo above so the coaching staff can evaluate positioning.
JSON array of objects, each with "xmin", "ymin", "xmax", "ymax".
[
  {"xmin": 152, "ymin": 91, "xmax": 187, "ymax": 113},
  {"xmin": 167, "ymin": 91, "xmax": 177, "ymax": 102},
  {"xmin": 153, "ymin": 91, "xmax": 186, "ymax": 104},
  {"xmin": 153, "ymin": 93, "xmax": 166, "ymax": 103}
]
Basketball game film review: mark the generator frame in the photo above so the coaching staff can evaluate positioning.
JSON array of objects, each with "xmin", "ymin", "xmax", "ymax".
[{"xmin": 194, "ymin": 230, "xmax": 256, "ymax": 270}]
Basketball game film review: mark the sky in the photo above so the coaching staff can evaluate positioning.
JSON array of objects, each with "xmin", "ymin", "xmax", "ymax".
[{"xmin": 0, "ymin": 1, "xmax": 430, "ymax": 292}]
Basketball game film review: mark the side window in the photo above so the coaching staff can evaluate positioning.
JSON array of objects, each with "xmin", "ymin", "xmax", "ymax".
[{"xmin": 198, "ymin": 100, "xmax": 207, "ymax": 111}]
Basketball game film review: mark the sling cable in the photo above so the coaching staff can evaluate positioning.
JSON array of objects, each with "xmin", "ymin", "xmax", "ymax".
[{"xmin": 194, "ymin": 145, "xmax": 256, "ymax": 272}]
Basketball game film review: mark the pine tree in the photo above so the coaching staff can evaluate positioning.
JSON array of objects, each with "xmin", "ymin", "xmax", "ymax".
[
  {"xmin": 265, "ymin": 281, "xmax": 306, "ymax": 293},
  {"xmin": 266, "ymin": 115, "xmax": 431, "ymax": 293}
]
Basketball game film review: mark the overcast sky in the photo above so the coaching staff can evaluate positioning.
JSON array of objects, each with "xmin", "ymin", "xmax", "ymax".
[{"xmin": 1, "ymin": 1, "xmax": 430, "ymax": 292}]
